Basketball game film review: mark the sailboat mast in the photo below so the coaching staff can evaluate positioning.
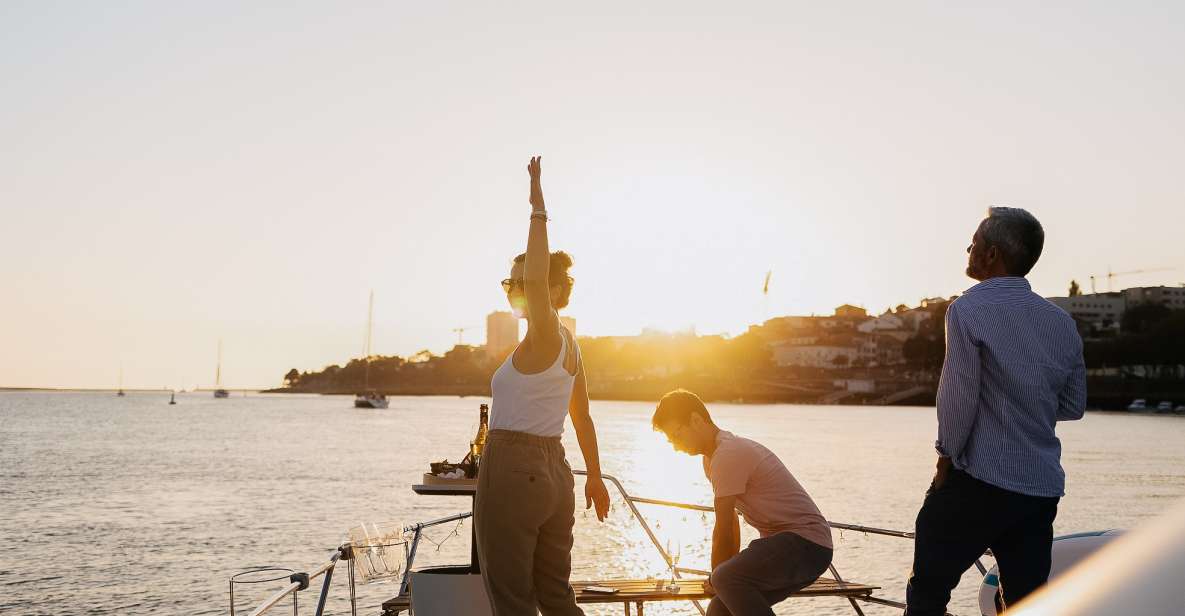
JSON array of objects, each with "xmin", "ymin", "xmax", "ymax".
[
  {"xmin": 364, "ymin": 291, "xmax": 374, "ymax": 389},
  {"xmin": 216, "ymin": 339, "xmax": 222, "ymax": 387}
]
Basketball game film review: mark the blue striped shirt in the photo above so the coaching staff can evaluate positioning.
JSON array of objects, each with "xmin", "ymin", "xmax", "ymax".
[{"xmin": 935, "ymin": 277, "xmax": 1087, "ymax": 498}]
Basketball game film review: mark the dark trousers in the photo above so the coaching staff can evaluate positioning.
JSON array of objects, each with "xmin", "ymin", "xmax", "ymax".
[
  {"xmin": 707, "ymin": 532, "xmax": 833, "ymax": 616},
  {"xmin": 905, "ymin": 468, "xmax": 1059, "ymax": 616}
]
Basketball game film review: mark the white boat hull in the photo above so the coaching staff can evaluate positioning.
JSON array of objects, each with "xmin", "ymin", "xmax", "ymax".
[{"xmin": 354, "ymin": 395, "xmax": 389, "ymax": 409}]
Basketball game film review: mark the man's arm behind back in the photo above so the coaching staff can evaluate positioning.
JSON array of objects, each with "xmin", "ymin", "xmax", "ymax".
[{"xmin": 1056, "ymin": 317, "xmax": 1087, "ymax": 422}]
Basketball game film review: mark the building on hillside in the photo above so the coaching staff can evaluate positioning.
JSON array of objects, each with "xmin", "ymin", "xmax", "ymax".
[
  {"xmin": 486, "ymin": 311, "xmax": 519, "ymax": 358},
  {"xmin": 771, "ymin": 337, "xmax": 860, "ymax": 369},
  {"xmin": 857, "ymin": 313, "xmax": 905, "ymax": 333},
  {"xmin": 1048, "ymin": 293, "xmax": 1125, "ymax": 336},
  {"xmin": 858, "ymin": 333, "xmax": 907, "ymax": 366},
  {"xmin": 1124, "ymin": 285, "xmax": 1185, "ymax": 309},
  {"xmin": 900, "ymin": 308, "xmax": 936, "ymax": 331},
  {"xmin": 834, "ymin": 304, "xmax": 868, "ymax": 319}
]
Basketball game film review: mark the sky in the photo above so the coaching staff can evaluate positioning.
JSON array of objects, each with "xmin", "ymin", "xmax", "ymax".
[{"xmin": 2, "ymin": 1, "xmax": 1183, "ymax": 389}]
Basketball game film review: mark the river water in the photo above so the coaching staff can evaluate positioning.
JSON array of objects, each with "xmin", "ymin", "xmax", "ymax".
[{"xmin": 3, "ymin": 392, "xmax": 1184, "ymax": 616}]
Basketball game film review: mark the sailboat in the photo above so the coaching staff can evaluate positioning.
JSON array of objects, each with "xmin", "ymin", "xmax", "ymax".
[
  {"xmin": 117, "ymin": 366, "xmax": 126, "ymax": 397},
  {"xmin": 214, "ymin": 340, "xmax": 230, "ymax": 398},
  {"xmin": 354, "ymin": 291, "xmax": 389, "ymax": 409}
]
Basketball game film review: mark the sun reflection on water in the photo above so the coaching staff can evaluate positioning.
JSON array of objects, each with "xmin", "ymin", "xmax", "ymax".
[{"xmin": 567, "ymin": 423, "xmax": 767, "ymax": 615}]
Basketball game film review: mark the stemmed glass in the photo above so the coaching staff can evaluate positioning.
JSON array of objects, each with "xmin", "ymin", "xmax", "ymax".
[{"xmin": 665, "ymin": 539, "xmax": 681, "ymax": 593}]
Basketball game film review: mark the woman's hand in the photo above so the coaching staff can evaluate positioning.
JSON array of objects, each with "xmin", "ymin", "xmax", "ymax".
[
  {"xmin": 585, "ymin": 475, "xmax": 610, "ymax": 521},
  {"xmin": 527, "ymin": 155, "xmax": 545, "ymax": 211}
]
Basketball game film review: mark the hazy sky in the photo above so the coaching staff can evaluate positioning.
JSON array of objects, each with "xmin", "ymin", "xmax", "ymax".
[{"xmin": 3, "ymin": 2, "xmax": 1183, "ymax": 389}]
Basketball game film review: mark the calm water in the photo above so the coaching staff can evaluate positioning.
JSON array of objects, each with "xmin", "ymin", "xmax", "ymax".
[{"xmin": 3, "ymin": 392, "xmax": 1184, "ymax": 616}]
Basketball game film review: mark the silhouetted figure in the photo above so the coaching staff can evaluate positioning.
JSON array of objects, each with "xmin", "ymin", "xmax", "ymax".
[
  {"xmin": 474, "ymin": 156, "xmax": 610, "ymax": 616},
  {"xmin": 652, "ymin": 389, "xmax": 833, "ymax": 616},
  {"xmin": 905, "ymin": 207, "xmax": 1086, "ymax": 615}
]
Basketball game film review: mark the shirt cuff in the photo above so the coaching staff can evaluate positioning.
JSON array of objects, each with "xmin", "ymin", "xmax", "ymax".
[{"xmin": 934, "ymin": 440, "xmax": 949, "ymax": 457}]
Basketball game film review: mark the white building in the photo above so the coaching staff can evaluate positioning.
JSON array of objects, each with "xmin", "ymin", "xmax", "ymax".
[
  {"xmin": 1048, "ymin": 294, "xmax": 1125, "ymax": 335},
  {"xmin": 485, "ymin": 311, "xmax": 519, "ymax": 358},
  {"xmin": 1125, "ymin": 285, "xmax": 1185, "ymax": 309},
  {"xmin": 771, "ymin": 340, "xmax": 859, "ymax": 369},
  {"xmin": 857, "ymin": 313, "xmax": 905, "ymax": 333}
]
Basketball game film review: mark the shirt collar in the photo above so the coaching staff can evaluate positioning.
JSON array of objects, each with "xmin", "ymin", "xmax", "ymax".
[
  {"xmin": 710, "ymin": 430, "xmax": 734, "ymax": 458},
  {"xmin": 965, "ymin": 276, "xmax": 1031, "ymax": 294}
]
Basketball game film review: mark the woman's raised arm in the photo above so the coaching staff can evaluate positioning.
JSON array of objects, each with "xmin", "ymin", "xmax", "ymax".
[{"xmin": 522, "ymin": 156, "xmax": 560, "ymax": 346}]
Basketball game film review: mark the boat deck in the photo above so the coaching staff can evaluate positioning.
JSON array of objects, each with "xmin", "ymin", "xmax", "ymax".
[{"xmin": 381, "ymin": 576, "xmax": 879, "ymax": 614}]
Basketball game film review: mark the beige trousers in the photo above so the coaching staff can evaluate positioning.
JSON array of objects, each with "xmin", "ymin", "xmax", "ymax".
[{"xmin": 475, "ymin": 430, "xmax": 583, "ymax": 616}]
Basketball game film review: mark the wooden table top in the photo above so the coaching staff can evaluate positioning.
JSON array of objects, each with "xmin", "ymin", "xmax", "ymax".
[{"xmin": 411, "ymin": 483, "xmax": 477, "ymax": 496}]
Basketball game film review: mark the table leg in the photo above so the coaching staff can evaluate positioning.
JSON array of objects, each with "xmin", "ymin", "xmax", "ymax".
[
  {"xmin": 623, "ymin": 603, "xmax": 630, "ymax": 616},
  {"xmin": 470, "ymin": 495, "xmax": 481, "ymax": 574},
  {"xmin": 636, "ymin": 601, "xmax": 644, "ymax": 615}
]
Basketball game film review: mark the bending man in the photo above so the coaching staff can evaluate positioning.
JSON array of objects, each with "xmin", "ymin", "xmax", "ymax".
[{"xmin": 653, "ymin": 389, "xmax": 833, "ymax": 616}]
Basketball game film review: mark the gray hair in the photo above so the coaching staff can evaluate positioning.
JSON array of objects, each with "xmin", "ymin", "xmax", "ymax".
[{"xmin": 980, "ymin": 206, "xmax": 1045, "ymax": 276}]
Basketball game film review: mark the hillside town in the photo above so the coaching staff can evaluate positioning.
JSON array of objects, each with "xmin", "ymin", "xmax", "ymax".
[{"xmin": 278, "ymin": 284, "xmax": 1185, "ymax": 409}]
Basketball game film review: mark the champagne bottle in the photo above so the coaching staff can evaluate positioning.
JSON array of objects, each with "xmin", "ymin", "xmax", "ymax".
[
  {"xmin": 466, "ymin": 404, "xmax": 490, "ymax": 477},
  {"xmin": 474, "ymin": 404, "xmax": 489, "ymax": 457}
]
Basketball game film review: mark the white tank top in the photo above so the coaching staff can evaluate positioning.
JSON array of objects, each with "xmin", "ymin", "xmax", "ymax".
[{"xmin": 489, "ymin": 325, "xmax": 581, "ymax": 437}]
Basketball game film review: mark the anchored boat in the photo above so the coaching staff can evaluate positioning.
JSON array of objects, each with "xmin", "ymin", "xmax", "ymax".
[{"xmin": 353, "ymin": 291, "xmax": 389, "ymax": 409}]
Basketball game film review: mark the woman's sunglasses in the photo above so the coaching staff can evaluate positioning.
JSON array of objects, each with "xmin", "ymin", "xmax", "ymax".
[{"xmin": 501, "ymin": 277, "xmax": 574, "ymax": 293}]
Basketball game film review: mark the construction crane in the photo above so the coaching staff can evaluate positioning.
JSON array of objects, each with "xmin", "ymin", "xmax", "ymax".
[
  {"xmin": 452, "ymin": 326, "xmax": 476, "ymax": 345},
  {"xmin": 1089, "ymin": 267, "xmax": 1175, "ymax": 293}
]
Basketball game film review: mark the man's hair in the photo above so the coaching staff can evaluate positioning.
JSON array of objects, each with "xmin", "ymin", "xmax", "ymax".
[
  {"xmin": 980, "ymin": 206, "xmax": 1045, "ymax": 277},
  {"xmin": 652, "ymin": 389, "xmax": 714, "ymax": 432}
]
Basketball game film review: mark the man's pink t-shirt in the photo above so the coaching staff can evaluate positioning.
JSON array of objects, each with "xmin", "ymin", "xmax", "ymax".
[{"xmin": 705, "ymin": 430, "xmax": 832, "ymax": 549}]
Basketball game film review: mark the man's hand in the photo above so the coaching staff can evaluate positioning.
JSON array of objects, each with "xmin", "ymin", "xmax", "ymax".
[
  {"xmin": 585, "ymin": 475, "xmax": 610, "ymax": 521},
  {"xmin": 527, "ymin": 155, "xmax": 545, "ymax": 211},
  {"xmin": 932, "ymin": 456, "xmax": 953, "ymax": 491},
  {"xmin": 703, "ymin": 577, "xmax": 716, "ymax": 596}
]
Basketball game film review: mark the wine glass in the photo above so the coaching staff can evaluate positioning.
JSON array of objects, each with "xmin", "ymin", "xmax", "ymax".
[{"xmin": 666, "ymin": 539, "xmax": 681, "ymax": 592}]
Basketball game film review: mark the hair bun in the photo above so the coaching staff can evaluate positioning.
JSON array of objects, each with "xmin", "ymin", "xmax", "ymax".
[{"xmin": 551, "ymin": 250, "xmax": 574, "ymax": 272}]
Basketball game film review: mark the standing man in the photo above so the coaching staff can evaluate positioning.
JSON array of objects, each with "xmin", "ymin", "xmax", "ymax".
[
  {"xmin": 653, "ymin": 389, "xmax": 833, "ymax": 616},
  {"xmin": 906, "ymin": 207, "xmax": 1087, "ymax": 615}
]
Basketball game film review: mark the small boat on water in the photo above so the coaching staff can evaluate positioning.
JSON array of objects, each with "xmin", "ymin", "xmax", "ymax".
[
  {"xmin": 353, "ymin": 291, "xmax": 389, "ymax": 409},
  {"xmin": 354, "ymin": 391, "xmax": 389, "ymax": 409},
  {"xmin": 214, "ymin": 339, "xmax": 229, "ymax": 399},
  {"xmin": 169, "ymin": 391, "xmax": 177, "ymax": 405}
]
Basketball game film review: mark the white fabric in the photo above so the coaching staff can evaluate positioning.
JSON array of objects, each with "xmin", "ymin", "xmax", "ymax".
[{"xmin": 489, "ymin": 325, "xmax": 580, "ymax": 437}]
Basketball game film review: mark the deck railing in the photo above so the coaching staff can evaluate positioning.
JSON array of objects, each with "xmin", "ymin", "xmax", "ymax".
[{"xmin": 232, "ymin": 470, "xmax": 980, "ymax": 616}]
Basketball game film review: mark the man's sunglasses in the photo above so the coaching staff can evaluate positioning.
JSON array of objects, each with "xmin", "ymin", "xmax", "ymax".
[{"xmin": 501, "ymin": 277, "xmax": 574, "ymax": 293}]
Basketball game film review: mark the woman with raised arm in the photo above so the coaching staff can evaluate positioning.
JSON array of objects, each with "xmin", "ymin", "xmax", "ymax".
[{"xmin": 475, "ymin": 156, "xmax": 611, "ymax": 615}]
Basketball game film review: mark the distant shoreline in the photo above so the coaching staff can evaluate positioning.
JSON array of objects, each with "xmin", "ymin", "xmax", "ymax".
[
  {"xmin": 0, "ymin": 387, "xmax": 260, "ymax": 393},
  {"xmin": 5, "ymin": 384, "xmax": 1179, "ymax": 413}
]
